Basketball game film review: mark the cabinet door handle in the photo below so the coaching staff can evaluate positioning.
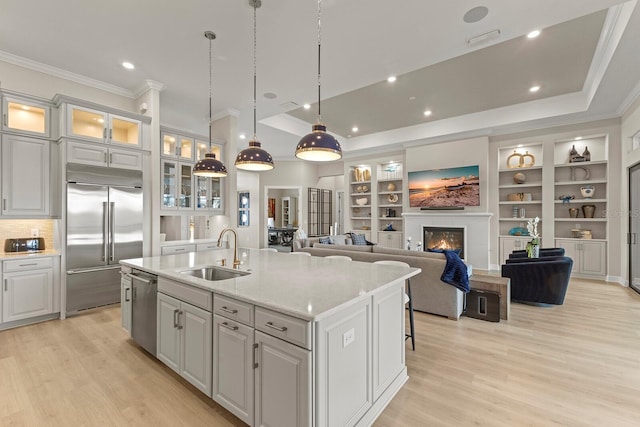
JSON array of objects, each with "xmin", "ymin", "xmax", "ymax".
[
  {"xmin": 2, "ymin": 198, "xmax": 6, "ymax": 211},
  {"xmin": 104, "ymin": 152, "xmax": 108, "ymax": 163},
  {"xmin": 253, "ymin": 343, "xmax": 259, "ymax": 369},
  {"xmin": 3, "ymin": 113, "xmax": 7, "ymax": 126},
  {"xmin": 177, "ymin": 310, "xmax": 184, "ymax": 330},
  {"xmin": 103, "ymin": 128, "xmax": 107, "ymax": 139},
  {"xmin": 124, "ymin": 287, "xmax": 130, "ymax": 302},
  {"xmin": 264, "ymin": 321, "xmax": 287, "ymax": 332},
  {"xmin": 173, "ymin": 309, "xmax": 180, "ymax": 328},
  {"xmin": 19, "ymin": 263, "xmax": 38, "ymax": 267},
  {"xmin": 109, "ymin": 153, "xmax": 113, "ymax": 164},
  {"xmin": 220, "ymin": 306, "xmax": 238, "ymax": 315},
  {"xmin": 109, "ymin": 128, "xmax": 113, "ymax": 140},
  {"xmin": 220, "ymin": 322, "xmax": 239, "ymax": 331},
  {"xmin": 4, "ymin": 279, "xmax": 7, "ymax": 292}
]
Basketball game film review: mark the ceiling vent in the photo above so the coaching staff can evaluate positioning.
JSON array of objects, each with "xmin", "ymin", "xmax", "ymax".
[{"xmin": 467, "ymin": 29, "xmax": 501, "ymax": 48}]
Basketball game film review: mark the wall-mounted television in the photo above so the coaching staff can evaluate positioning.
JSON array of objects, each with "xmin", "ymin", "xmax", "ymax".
[{"xmin": 408, "ymin": 165, "xmax": 480, "ymax": 208}]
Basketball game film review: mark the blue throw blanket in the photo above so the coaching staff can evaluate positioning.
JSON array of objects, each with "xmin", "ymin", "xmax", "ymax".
[{"xmin": 432, "ymin": 249, "xmax": 469, "ymax": 293}]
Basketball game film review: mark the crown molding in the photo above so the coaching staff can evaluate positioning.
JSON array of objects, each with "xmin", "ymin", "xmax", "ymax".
[
  {"xmin": 133, "ymin": 79, "xmax": 165, "ymax": 98},
  {"xmin": 212, "ymin": 108, "xmax": 240, "ymax": 121},
  {"xmin": 0, "ymin": 50, "xmax": 134, "ymax": 98}
]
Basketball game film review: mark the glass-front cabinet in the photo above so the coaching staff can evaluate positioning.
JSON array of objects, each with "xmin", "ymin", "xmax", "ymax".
[
  {"xmin": 195, "ymin": 175, "xmax": 222, "ymax": 210},
  {"xmin": 66, "ymin": 105, "xmax": 141, "ymax": 147},
  {"xmin": 162, "ymin": 131, "xmax": 194, "ymax": 160},
  {"xmin": 2, "ymin": 95, "xmax": 51, "ymax": 138},
  {"xmin": 179, "ymin": 163, "xmax": 193, "ymax": 209},
  {"xmin": 162, "ymin": 160, "xmax": 178, "ymax": 209}
]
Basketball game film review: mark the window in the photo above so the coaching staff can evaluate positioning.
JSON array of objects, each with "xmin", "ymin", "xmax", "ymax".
[
  {"xmin": 308, "ymin": 188, "xmax": 332, "ymax": 236},
  {"xmin": 238, "ymin": 191, "xmax": 250, "ymax": 227}
]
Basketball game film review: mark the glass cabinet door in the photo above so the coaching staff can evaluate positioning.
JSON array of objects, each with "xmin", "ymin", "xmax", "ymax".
[
  {"xmin": 109, "ymin": 114, "xmax": 141, "ymax": 146},
  {"xmin": 196, "ymin": 140, "xmax": 222, "ymax": 161},
  {"xmin": 178, "ymin": 137, "xmax": 194, "ymax": 160},
  {"xmin": 68, "ymin": 105, "xmax": 107, "ymax": 142},
  {"xmin": 162, "ymin": 160, "xmax": 178, "ymax": 209},
  {"xmin": 162, "ymin": 133, "xmax": 178, "ymax": 157},
  {"xmin": 3, "ymin": 97, "xmax": 50, "ymax": 137},
  {"xmin": 179, "ymin": 163, "xmax": 193, "ymax": 209},
  {"xmin": 195, "ymin": 176, "xmax": 223, "ymax": 210}
]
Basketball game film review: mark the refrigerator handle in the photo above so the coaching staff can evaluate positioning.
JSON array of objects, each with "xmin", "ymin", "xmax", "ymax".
[
  {"xmin": 102, "ymin": 202, "xmax": 108, "ymax": 262},
  {"xmin": 109, "ymin": 202, "xmax": 115, "ymax": 262}
]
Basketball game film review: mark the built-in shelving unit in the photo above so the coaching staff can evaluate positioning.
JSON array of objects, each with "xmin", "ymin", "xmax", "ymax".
[
  {"xmin": 349, "ymin": 165, "xmax": 372, "ymax": 240},
  {"xmin": 377, "ymin": 161, "xmax": 404, "ymax": 248}
]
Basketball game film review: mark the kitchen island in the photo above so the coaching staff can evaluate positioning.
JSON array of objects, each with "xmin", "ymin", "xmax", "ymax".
[{"xmin": 121, "ymin": 248, "xmax": 420, "ymax": 427}]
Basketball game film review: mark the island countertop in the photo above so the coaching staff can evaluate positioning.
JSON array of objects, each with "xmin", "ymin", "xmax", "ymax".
[{"xmin": 120, "ymin": 248, "xmax": 420, "ymax": 321}]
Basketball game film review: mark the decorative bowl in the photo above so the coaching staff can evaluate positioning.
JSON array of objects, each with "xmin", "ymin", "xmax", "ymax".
[{"xmin": 356, "ymin": 197, "xmax": 368, "ymax": 206}]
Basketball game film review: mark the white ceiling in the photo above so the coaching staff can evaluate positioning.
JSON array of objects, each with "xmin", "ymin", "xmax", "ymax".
[{"xmin": 1, "ymin": 0, "xmax": 639, "ymax": 161}]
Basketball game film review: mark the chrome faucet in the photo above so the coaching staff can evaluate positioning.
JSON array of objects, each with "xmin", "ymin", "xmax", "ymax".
[{"xmin": 217, "ymin": 228, "xmax": 241, "ymax": 269}]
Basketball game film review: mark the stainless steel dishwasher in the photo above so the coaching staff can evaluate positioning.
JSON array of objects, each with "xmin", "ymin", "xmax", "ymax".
[{"xmin": 129, "ymin": 269, "xmax": 158, "ymax": 356}]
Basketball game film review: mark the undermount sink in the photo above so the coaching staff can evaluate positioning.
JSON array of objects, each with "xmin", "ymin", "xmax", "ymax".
[{"xmin": 180, "ymin": 266, "xmax": 250, "ymax": 281}]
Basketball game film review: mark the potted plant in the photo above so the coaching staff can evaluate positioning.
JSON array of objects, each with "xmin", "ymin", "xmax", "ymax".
[{"xmin": 526, "ymin": 217, "xmax": 540, "ymax": 258}]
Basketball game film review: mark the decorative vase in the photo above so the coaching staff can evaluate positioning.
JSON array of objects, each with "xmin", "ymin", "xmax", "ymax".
[
  {"xmin": 580, "ymin": 185, "xmax": 595, "ymax": 198},
  {"xmin": 569, "ymin": 207, "xmax": 579, "ymax": 218},
  {"xmin": 569, "ymin": 145, "xmax": 579, "ymax": 163},
  {"xmin": 526, "ymin": 242, "xmax": 540, "ymax": 258},
  {"xmin": 513, "ymin": 172, "xmax": 526, "ymax": 184},
  {"xmin": 582, "ymin": 204, "xmax": 596, "ymax": 218},
  {"xmin": 583, "ymin": 146, "xmax": 591, "ymax": 161},
  {"xmin": 387, "ymin": 182, "xmax": 396, "ymax": 191}
]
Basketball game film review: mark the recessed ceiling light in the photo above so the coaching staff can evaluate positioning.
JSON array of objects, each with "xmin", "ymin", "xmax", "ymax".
[
  {"xmin": 409, "ymin": 96, "xmax": 416, "ymax": 101},
  {"xmin": 529, "ymin": 85, "xmax": 540, "ymax": 93},
  {"xmin": 352, "ymin": 126, "xmax": 359, "ymax": 132},
  {"xmin": 21, "ymin": 105, "xmax": 30, "ymax": 111},
  {"xmin": 424, "ymin": 110, "xmax": 432, "ymax": 117},
  {"xmin": 239, "ymin": 134, "xmax": 246, "ymax": 140},
  {"xmin": 263, "ymin": 92, "xmax": 277, "ymax": 99},
  {"xmin": 122, "ymin": 62, "xmax": 135, "ymax": 70},
  {"xmin": 527, "ymin": 30, "xmax": 541, "ymax": 39},
  {"xmin": 387, "ymin": 76, "xmax": 397, "ymax": 83},
  {"xmin": 575, "ymin": 136, "xmax": 582, "ymax": 140},
  {"xmin": 303, "ymin": 103, "xmax": 311, "ymax": 110},
  {"xmin": 517, "ymin": 144, "xmax": 523, "ymax": 148}
]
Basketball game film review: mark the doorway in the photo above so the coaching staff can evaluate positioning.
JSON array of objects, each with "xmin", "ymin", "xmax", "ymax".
[
  {"xmin": 265, "ymin": 186, "xmax": 302, "ymax": 251},
  {"xmin": 629, "ymin": 163, "xmax": 640, "ymax": 294}
]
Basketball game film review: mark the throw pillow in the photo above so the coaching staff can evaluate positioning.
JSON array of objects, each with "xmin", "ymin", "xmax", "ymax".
[
  {"xmin": 352, "ymin": 233, "xmax": 367, "ymax": 246},
  {"xmin": 319, "ymin": 236, "xmax": 332, "ymax": 244}
]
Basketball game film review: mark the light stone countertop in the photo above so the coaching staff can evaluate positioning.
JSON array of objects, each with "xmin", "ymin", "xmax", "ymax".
[
  {"xmin": 160, "ymin": 238, "xmax": 218, "ymax": 246},
  {"xmin": 121, "ymin": 248, "xmax": 420, "ymax": 321},
  {"xmin": 0, "ymin": 250, "xmax": 60, "ymax": 260}
]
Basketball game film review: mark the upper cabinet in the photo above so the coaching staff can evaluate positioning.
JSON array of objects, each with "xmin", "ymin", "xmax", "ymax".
[
  {"xmin": 160, "ymin": 127, "xmax": 225, "ymax": 213},
  {"xmin": 65, "ymin": 105, "xmax": 141, "ymax": 147},
  {"xmin": 2, "ymin": 94, "xmax": 52, "ymax": 138}
]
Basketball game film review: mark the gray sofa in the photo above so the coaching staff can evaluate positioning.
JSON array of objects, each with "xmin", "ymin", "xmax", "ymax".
[
  {"xmin": 298, "ymin": 243, "xmax": 465, "ymax": 320},
  {"xmin": 292, "ymin": 235, "xmax": 353, "ymax": 251}
]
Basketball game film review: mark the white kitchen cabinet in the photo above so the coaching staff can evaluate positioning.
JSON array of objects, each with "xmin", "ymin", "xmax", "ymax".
[
  {"xmin": 65, "ymin": 104, "xmax": 141, "ymax": 147},
  {"xmin": 2, "ymin": 257, "xmax": 54, "ymax": 323},
  {"xmin": 2, "ymin": 94, "xmax": 52, "ymax": 138},
  {"xmin": 160, "ymin": 244, "xmax": 196, "ymax": 255},
  {"xmin": 377, "ymin": 231, "xmax": 403, "ymax": 249},
  {"xmin": 556, "ymin": 239, "xmax": 606, "ymax": 277},
  {"xmin": 161, "ymin": 160, "xmax": 193, "ymax": 210},
  {"xmin": 66, "ymin": 140, "xmax": 143, "ymax": 170},
  {"xmin": 161, "ymin": 131, "xmax": 194, "ymax": 160},
  {"xmin": 121, "ymin": 271, "xmax": 132, "ymax": 334},
  {"xmin": 212, "ymin": 314, "xmax": 255, "ymax": 425},
  {"xmin": 255, "ymin": 330, "xmax": 311, "ymax": 427},
  {"xmin": 157, "ymin": 292, "xmax": 212, "ymax": 396},
  {"xmin": 1, "ymin": 134, "xmax": 50, "ymax": 216}
]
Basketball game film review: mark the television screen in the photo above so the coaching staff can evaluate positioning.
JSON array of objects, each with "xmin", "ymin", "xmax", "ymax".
[{"xmin": 408, "ymin": 165, "xmax": 480, "ymax": 208}]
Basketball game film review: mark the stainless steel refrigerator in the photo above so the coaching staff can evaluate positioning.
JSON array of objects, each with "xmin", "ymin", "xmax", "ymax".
[{"xmin": 66, "ymin": 164, "xmax": 143, "ymax": 315}]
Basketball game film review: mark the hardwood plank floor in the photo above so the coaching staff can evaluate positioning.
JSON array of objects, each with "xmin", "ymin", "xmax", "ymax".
[{"xmin": 1, "ymin": 278, "xmax": 638, "ymax": 426}]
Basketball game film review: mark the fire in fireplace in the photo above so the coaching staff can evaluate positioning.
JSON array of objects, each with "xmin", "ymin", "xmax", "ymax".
[{"xmin": 423, "ymin": 226, "xmax": 465, "ymax": 259}]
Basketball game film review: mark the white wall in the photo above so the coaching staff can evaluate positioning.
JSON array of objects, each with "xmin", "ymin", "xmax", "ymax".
[{"xmin": 405, "ymin": 136, "xmax": 490, "ymax": 213}]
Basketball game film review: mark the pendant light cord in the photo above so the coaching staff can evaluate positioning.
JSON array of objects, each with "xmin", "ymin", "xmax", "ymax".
[
  {"xmin": 253, "ymin": 4, "xmax": 257, "ymax": 139},
  {"xmin": 317, "ymin": 0, "xmax": 322, "ymax": 122},
  {"xmin": 208, "ymin": 33, "xmax": 213, "ymax": 150}
]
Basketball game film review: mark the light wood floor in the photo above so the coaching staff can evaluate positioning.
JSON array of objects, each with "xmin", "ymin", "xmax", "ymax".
[{"xmin": 1, "ymin": 278, "xmax": 639, "ymax": 426}]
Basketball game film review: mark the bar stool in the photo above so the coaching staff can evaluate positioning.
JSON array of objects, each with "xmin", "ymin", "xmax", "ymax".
[
  {"xmin": 259, "ymin": 248, "xmax": 278, "ymax": 253},
  {"xmin": 374, "ymin": 260, "xmax": 415, "ymax": 351}
]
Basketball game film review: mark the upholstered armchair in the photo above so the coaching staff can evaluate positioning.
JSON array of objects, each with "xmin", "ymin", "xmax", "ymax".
[
  {"xmin": 501, "ymin": 256, "xmax": 573, "ymax": 305},
  {"xmin": 509, "ymin": 247, "xmax": 565, "ymax": 259}
]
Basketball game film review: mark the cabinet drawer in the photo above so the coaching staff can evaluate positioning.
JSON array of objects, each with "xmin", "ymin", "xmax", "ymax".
[
  {"xmin": 161, "ymin": 244, "xmax": 196, "ymax": 255},
  {"xmin": 196, "ymin": 243, "xmax": 221, "ymax": 252},
  {"xmin": 255, "ymin": 306, "xmax": 311, "ymax": 350},
  {"xmin": 3, "ymin": 257, "xmax": 53, "ymax": 272},
  {"xmin": 214, "ymin": 294, "xmax": 254, "ymax": 326},
  {"xmin": 158, "ymin": 277, "xmax": 212, "ymax": 312}
]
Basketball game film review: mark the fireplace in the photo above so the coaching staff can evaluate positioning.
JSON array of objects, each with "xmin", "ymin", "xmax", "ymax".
[{"xmin": 423, "ymin": 226, "xmax": 466, "ymax": 259}]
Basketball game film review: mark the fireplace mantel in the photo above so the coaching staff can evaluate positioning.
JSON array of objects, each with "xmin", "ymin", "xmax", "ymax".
[{"xmin": 402, "ymin": 212, "xmax": 492, "ymax": 270}]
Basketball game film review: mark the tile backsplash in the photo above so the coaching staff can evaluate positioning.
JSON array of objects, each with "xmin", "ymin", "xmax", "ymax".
[{"xmin": 0, "ymin": 219, "xmax": 57, "ymax": 250}]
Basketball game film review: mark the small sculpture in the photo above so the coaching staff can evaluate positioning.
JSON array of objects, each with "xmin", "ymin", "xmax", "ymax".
[
  {"xmin": 559, "ymin": 195, "xmax": 575, "ymax": 204},
  {"xmin": 384, "ymin": 223, "xmax": 396, "ymax": 231},
  {"xmin": 513, "ymin": 172, "xmax": 526, "ymax": 184}
]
